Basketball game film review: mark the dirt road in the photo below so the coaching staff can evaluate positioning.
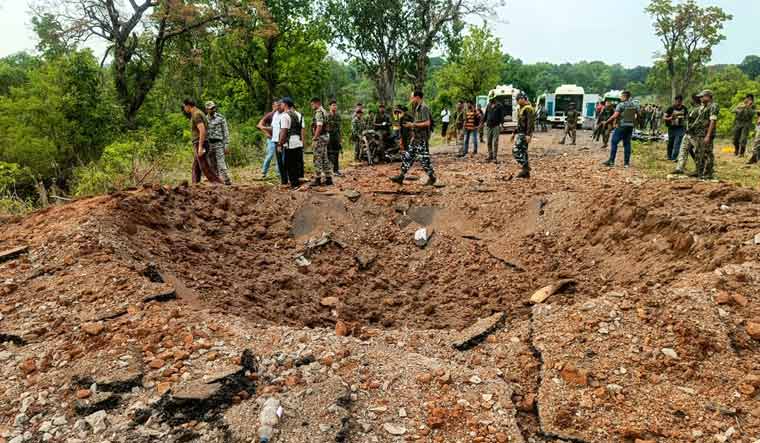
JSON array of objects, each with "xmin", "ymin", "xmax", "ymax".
[{"xmin": 0, "ymin": 129, "xmax": 758, "ymax": 442}]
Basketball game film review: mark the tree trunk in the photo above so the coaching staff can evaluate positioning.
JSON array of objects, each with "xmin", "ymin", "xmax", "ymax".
[
  {"xmin": 375, "ymin": 66, "xmax": 396, "ymax": 106},
  {"xmin": 262, "ymin": 37, "xmax": 278, "ymax": 113},
  {"xmin": 413, "ymin": 52, "xmax": 428, "ymax": 92}
]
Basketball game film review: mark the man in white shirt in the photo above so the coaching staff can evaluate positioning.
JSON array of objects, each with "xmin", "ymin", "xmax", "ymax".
[
  {"xmin": 277, "ymin": 97, "xmax": 304, "ymax": 188},
  {"xmin": 440, "ymin": 107, "xmax": 450, "ymax": 138}
]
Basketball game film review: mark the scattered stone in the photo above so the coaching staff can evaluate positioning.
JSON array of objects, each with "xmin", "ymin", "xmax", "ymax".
[
  {"xmin": 661, "ymin": 348, "xmax": 679, "ymax": 359},
  {"xmin": 76, "ymin": 389, "xmax": 91, "ymax": 399},
  {"xmin": 529, "ymin": 279, "xmax": 576, "ymax": 304},
  {"xmin": 469, "ymin": 375, "xmax": 482, "ymax": 385},
  {"xmin": 82, "ymin": 322, "xmax": 104, "ymax": 336},
  {"xmin": 335, "ymin": 321, "xmax": 349, "ymax": 337},
  {"xmin": 320, "ymin": 297, "xmax": 339, "ymax": 307},
  {"xmin": 754, "ymin": 232, "xmax": 760, "ymax": 245},
  {"xmin": 143, "ymin": 289, "xmax": 177, "ymax": 303},
  {"xmin": 343, "ymin": 189, "xmax": 361, "ymax": 201},
  {"xmin": 354, "ymin": 251, "xmax": 377, "ymax": 270},
  {"xmin": 172, "ymin": 382, "xmax": 222, "ymax": 402},
  {"xmin": 0, "ymin": 246, "xmax": 28, "ymax": 263},
  {"xmin": 75, "ymin": 392, "xmax": 120, "ymax": 416},
  {"xmin": 295, "ymin": 255, "xmax": 311, "ymax": 267},
  {"xmin": 560, "ymin": 363, "xmax": 589, "ymax": 386},
  {"xmin": 74, "ymin": 370, "xmax": 143, "ymax": 393},
  {"xmin": 84, "ymin": 410, "xmax": 108, "ymax": 434},
  {"xmin": 452, "ymin": 312, "xmax": 506, "ymax": 351},
  {"xmin": 149, "ymin": 358, "xmax": 166, "ymax": 369},
  {"xmin": 383, "ymin": 423, "xmax": 406, "ymax": 435},
  {"xmin": 747, "ymin": 322, "xmax": 760, "ymax": 340},
  {"xmin": 19, "ymin": 358, "xmax": 36, "ymax": 375}
]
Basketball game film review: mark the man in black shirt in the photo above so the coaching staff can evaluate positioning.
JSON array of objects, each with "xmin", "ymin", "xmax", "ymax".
[
  {"xmin": 664, "ymin": 95, "xmax": 688, "ymax": 161},
  {"xmin": 484, "ymin": 98, "xmax": 505, "ymax": 162}
]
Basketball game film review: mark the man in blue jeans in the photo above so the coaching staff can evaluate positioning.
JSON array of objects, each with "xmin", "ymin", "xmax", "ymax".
[
  {"xmin": 256, "ymin": 100, "xmax": 282, "ymax": 179},
  {"xmin": 603, "ymin": 91, "xmax": 639, "ymax": 168},
  {"xmin": 664, "ymin": 95, "xmax": 688, "ymax": 161}
]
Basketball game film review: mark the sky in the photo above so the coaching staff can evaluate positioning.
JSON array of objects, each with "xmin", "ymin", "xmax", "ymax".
[{"xmin": 0, "ymin": 0, "xmax": 758, "ymax": 67}]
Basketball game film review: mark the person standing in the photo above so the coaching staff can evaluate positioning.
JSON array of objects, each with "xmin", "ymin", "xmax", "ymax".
[
  {"xmin": 257, "ymin": 101, "xmax": 281, "ymax": 180},
  {"xmin": 663, "ymin": 96, "xmax": 688, "ymax": 161},
  {"xmin": 603, "ymin": 91, "xmax": 639, "ymax": 168},
  {"xmin": 672, "ymin": 94, "xmax": 701, "ymax": 175},
  {"xmin": 510, "ymin": 93, "xmax": 535, "ymax": 179},
  {"xmin": 484, "ymin": 98, "xmax": 505, "ymax": 162},
  {"xmin": 460, "ymin": 102, "xmax": 480, "ymax": 157},
  {"xmin": 326, "ymin": 100, "xmax": 343, "ymax": 176},
  {"xmin": 597, "ymin": 100, "xmax": 616, "ymax": 148},
  {"xmin": 477, "ymin": 104, "xmax": 485, "ymax": 143},
  {"xmin": 455, "ymin": 101, "xmax": 465, "ymax": 142},
  {"xmin": 559, "ymin": 102, "xmax": 578, "ymax": 145},
  {"xmin": 749, "ymin": 112, "xmax": 760, "ymax": 164},
  {"xmin": 205, "ymin": 101, "xmax": 232, "ymax": 185},
  {"xmin": 351, "ymin": 108, "xmax": 366, "ymax": 161},
  {"xmin": 390, "ymin": 91, "xmax": 436, "ymax": 186},
  {"xmin": 309, "ymin": 98, "xmax": 332, "ymax": 186},
  {"xmin": 440, "ymin": 107, "xmax": 450, "ymax": 138},
  {"xmin": 692, "ymin": 90, "xmax": 720, "ymax": 179},
  {"xmin": 182, "ymin": 99, "xmax": 222, "ymax": 184},
  {"xmin": 732, "ymin": 94, "xmax": 755, "ymax": 157},
  {"xmin": 650, "ymin": 105, "xmax": 662, "ymax": 135},
  {"xmin": 276, "ymin": 97, "xmax": 303, "ymax": 188},
  {"xmin": 374, "ymin": 104, "xmax": 392, "ymax": 150}
]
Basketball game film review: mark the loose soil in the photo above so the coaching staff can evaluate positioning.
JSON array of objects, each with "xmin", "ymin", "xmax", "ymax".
[{"xmin": 0, "ymin": 129, "xmax": 758, "ymax": 442}]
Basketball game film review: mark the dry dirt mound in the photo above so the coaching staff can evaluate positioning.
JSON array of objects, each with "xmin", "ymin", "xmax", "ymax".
[{"xmin": 0, "ymin": 132, "xmax": 758, "ymax": 442}]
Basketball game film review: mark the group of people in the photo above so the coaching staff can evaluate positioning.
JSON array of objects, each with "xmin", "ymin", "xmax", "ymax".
[
  {"xmin": 639, "ymin": 103, "xmax": 665, "ymax": 135},
  {"xmin": 182, "ymin": 99, "xmax": 233, "ymax": 186}
]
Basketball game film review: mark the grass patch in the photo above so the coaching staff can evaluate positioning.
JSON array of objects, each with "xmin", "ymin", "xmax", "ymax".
[{"xmin": 633, "ymin": 138, "xmax": 760, "ymax": 188}]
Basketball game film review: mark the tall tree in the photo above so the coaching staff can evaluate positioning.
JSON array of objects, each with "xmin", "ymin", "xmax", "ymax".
[
  {"xmin": 403, "ymin": 0, "xmax": 494, "ymax": 91},
  {"xmin": 327, "ymin": 0, "xmax": 412, "ymax": 104},
  {"xmin": 645, "ymin": 0, "xmax": 731, "ymax": 100},
  {"xmin": 34, "ymin": 0, "xmax": 259, "ymax": 128},
  {"xmin": 434, "ymin": 25, "xmax": 501, "ymax": 101},
  {"xmin": 739, "ymin": 55, "xmax": 760, "ymax": 81},
  {"xmin": 215, "ymin": 0, "xmax": 327, "ymax": 112}
]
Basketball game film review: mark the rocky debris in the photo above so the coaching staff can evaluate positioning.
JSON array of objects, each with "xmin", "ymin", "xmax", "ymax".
[
  {"xmin": 529, "ymin": 279, "xmax": 576, "ymax": 304},
  {"xmin": 320, "ymin": 296, "xmax": 339, "ymax": 307},
  {"xmin": 75, "ymin": 392, "xmax": 120, "ymax": 416},
  {"xmin": 452, "ymin": 312, "xmax": 506, "ymax": 351},
  {"xmin": 142, "ymin": 289, "xmax": 178, "ymax": 303},
  {"xmin": 74, "ymin": 369, "xmax": 144, "ymax": 393},
  {"xmin": 344, "ymin": 189, "xmax": 361, "ymax": 201},
  {"xmin": 0, "ymin": 332, "xmax": 26, "ymax": 346},
  {"xmin": 747, "ymin": 322, "xmax": 760, "ymax": 340},
  {"xmin": 84, "ymin": 409, "xmax": 109, "ymax": 433},
  {"xmin": 0, "ymin": 245, "xmax": 28, "ymax": 263},
  {"xmin": 414, "ymin": 227, "xmax": 434, "ymax": 248},
  {"xmin": 354, "ymin": 250, "xmax": 377, "ymax": 270},
  {"xmin": 81, "ymin": 322, "xmax": 105, "ymax": 336},
  {"xmin": 142, "ymin": 262, "xmax": 166, "ymax": 283}
]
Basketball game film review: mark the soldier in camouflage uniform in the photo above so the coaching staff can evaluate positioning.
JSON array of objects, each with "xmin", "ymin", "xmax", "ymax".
[
  {"xmin": 691, "ymin": 90, "xmax": 720, "ymax": 179},
  {"xmin": 732, "ymin": 94, "xmax": 755, "ymax": 157},
  {"xmin": 598, "ymin": 100, "xmax": 616, "ymax": 147},
  {"xmin": 672, "ymin": 95, "xmax": 700, "ymax": 175},
  {"xmin": 559, "ymin": 102, "xmax": 578, "ymax": 145},
  {"xmin": 326, "ymin": 100, "xmax": 343, "ymax": 176},
  {"xmin": 748, "ymin": 111, "xmax": 760, "ymax": 164},
  {"xmin": 390, "ymin": 91, "xmax": 436, "ymax": 186},
  {"xmin": 351, "ymin": 108, "xmax": 366, "ymax": 161},
  {"xmin": 205, "ymin": 101, "xmax": 232, "ymax": 185},
  {"xmin": 309, "ymin": 98, "xmax": 333, "ymax": 186},
  {"xmin": 511, "ymin": 92, "xmax": 535, "ymax": 179}
]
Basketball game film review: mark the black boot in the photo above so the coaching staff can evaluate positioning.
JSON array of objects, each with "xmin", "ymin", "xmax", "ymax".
[
  {"xmin": 324, "ymin": 176, "xmax": 334, "ymax": 186},
  {"xmin": 310, "ymin": 176, "xmax": 322, "ymax": 186},
  {"xmin": 516, "ymin": 165, "xmax": 530, "ymax": 179},
  {"xmin": 748, "ymin": 153, "xmax": 758, "ymax": 165},
  {"xmin": 389, "ymin": 174, "xmax": 404, "ymax": 184}
]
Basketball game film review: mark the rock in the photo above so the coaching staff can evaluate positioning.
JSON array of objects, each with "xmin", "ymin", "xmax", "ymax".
[
  {"xmin": 75, "ymin": 392, "xmax": 120, "ymax": 416},
  {"xmin": 747, "ymin": 322, "xmax": 760, "ymax": 340},
  {"xmin": 142, "ymin": 290, "xmax": 177, "ymax": 303},
  {"xmin": 148, "ymin": 359, "xmax": 165, "ymax": 369},
  {"xmin": 469, "ymin": 375, "xmax": 482, "ymax": 384},
  {"xmin": 560, "ymin": 363, "xmax": 589, "ymax": 386},
  {"xmin": 76, "ymin": 389, "xmax": 91, "ymax": 399},
  {"xmin": 398, "ymin": 407, "xmax": 407, "ymax": 417},
  {"xmin": 383, "ymin": 423, "xmax": 406, "ymax": 435},
  {"xmin": 19, "ymin": 358, "xmax": 36, "ymax": 375},
  {"xmin": 335, "ymin": 321, "xmax": 349, "ymax": 337},
  {"xmin": 344, "ymin": 190, "xmax": 361, "ymax": 201},
  {"xmin": 529, "ymin": 279, "xmax": 576, "ymax": 304},
  {"xmin": 84, "ymin": 410, "xmax": 108, "ymax": 434},
  {"xmin": 715, "ymin": 291, "xmax": 732, "ymax": 304},
  {"xmin": 731, "ymin": 293, "xmax": 749, "ymax": 307},
  {"xmin": 172, "ymin": 382, "xmax": 222, "ymax": 402},
  {"xmin": 354, "ymin": 251, "xmax": 377, "ymax": 270},
  {"xmin": 320, "ymin": 297, "xmax": 339, "ymax": 307},
  {"xmin": 82, "ymin": 323, "xmax": 104, "ymax": 336},
  {"xmin": 661, "ymin": 348, "xmax": 679, "ymax": 359},
  {"xmin": 0, "ymin": 246, "xmax": 28, "ymax": 263},
  {"xmin": 9, "ymin": 436, "xmax": 23, "ymax": 443},
  {"xmin": 755, "ymin": 233, "xmax": 760, "ymax": 245},
  {"xmin": 451, "ymin": 312, "xmax": 506, "ymax": 351},
  {"xmin": 295, "ymin": 255, "xmax": 311, "ymax": 267}
]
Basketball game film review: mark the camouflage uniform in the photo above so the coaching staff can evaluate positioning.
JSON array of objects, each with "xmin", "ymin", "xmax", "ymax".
[
  {"xmin": 560, "ymin": 109, "xmax": 578, "ymax": 144},
  {"xmin": 311, "ymin": 106, "xmax": 332, "ymax": 178},
  {"xmin": 691, "ymin": 101, "xmax": 720, "ymax": 179},
  {"xmin": 674, "ymin": 106, "xmax": 700, "ymax": 174},
  {"xmin": 326, "ymin": 111, "xmax": 342, "ymax": 174},
  {"xmin": 513, "ymin": 103, "xmax": 535, "ymax": 168},
  {"xmin": 599, "ymin": 104, "xmax": 616, "ymax": 145},
  {"xmin": 351, "ymin": 114, "xmax": 367, "ymax": 161},
  {"xmin": 206, "ymin": 111, "xmax": 232, "ymax": 185},
  {"xmin": 752, "ymin": 122, "xmax": 760, "ymax": 162},
  {"xmin": 732, "ymin": 104, "xmax": 756, "ymax": 156},
  {"xmin": 399, "ymin": 103, "xmax": 435, "ymax": 178}
]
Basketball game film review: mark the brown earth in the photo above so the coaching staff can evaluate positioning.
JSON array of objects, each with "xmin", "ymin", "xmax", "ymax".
[{"xmin": 0, "ymin": 129, "xmax": 758, "ymax": 442}]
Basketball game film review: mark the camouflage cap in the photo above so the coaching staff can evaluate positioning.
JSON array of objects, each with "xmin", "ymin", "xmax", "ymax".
[
  {"xmin": 697, "ymin": 89, "xmax": 714, "ymax": 98},
  {"xmin": 204, "ymin": 101, "xmax": 217, "ymax": 110}
]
